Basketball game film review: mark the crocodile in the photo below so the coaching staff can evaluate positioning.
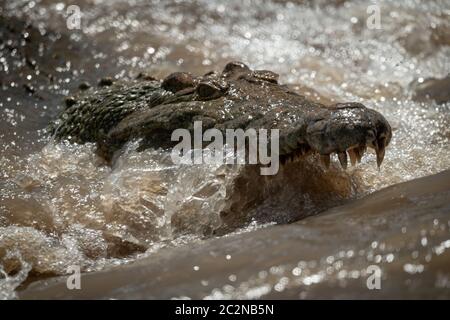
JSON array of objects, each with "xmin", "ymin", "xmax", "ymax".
[{"xmin": 49, "ymin": 61, "xmax": 392, "ymax": 170}]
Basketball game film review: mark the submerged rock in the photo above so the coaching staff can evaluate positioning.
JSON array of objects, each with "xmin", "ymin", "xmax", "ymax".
[
  {"xmin": 411, "ymin": 75, "xmax": 450, "ymax": 104},
  {"xmin": 19, "ymin": 170, "xmax": 450, "ymax": 299}
]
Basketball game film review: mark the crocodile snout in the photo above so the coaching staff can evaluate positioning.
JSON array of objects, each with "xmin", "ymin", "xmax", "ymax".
[{"xmin": 305, "ymin": 103, "xmax": 392, "ymax": 169}]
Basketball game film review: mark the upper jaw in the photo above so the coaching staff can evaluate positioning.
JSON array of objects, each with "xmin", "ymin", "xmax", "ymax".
[
  {"xmin": 126, "ymin": 63, "xmax": 393, "ymax": 170},
  {"xmin": 284, "ymin": 102, "xmax": 392, "ymax": 169}
]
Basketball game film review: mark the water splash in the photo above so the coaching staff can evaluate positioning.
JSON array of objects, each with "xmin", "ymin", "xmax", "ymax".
[{"xmin": 1, "ymin": 0, "xmax": 449, "ymax": 298}]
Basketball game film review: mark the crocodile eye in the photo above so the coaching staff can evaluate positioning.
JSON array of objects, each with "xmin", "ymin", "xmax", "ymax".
[
  {"xmin": 161, "ymin": 72, "xmax": 194, "ymax": 93},
  {"xmin": 196, "ymin": 80, "xmax": 228, "ymax": 100},
  {"xmin": 222, "ymin": 61, "xmax": 251, "ymax": 76}
]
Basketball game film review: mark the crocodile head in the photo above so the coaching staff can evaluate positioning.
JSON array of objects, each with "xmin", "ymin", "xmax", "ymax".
[
  {"xmin": 90, "ymin": 61, "xmax": 392, "ymax": 169},
  {"xmin": 50, "ymin": 61, "xmax": 393, "ymax": 235}
]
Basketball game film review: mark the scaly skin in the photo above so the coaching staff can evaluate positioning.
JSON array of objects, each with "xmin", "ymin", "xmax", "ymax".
[{"xmin": 50, "ymin": 61, "xmax": 392, "ymax": 168}]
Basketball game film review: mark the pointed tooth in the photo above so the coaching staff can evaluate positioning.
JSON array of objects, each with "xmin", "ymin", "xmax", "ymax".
[
  {"xmin": 338, "ymin": 152, "xmax": 348, "ymax": 170},
  {"xmin": 376, "ymin": 138, "xmax": 386, "ymax": 168},
  {"xmin": 354, "ymin": 148, "xmax": 361, "ymax": 163},
  {"xmin": 320, "ymin": 154, "xmax": 330, "ymax": 169},
  {"xmin": 376, "ymin": 148, "xmax": 385, "ymax": 168},
  {"xmin": 348, "ymin": 149, "xmax": 357, "ymax": 166}
]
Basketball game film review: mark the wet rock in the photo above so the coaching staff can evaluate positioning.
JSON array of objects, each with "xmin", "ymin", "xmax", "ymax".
[
  {"xmin": 431, "ymin": 24, "xmax": 450, "ymax": 47},
  {"xmin": 18, "ymin": 170, "xmax": 450, "ymax": 299},
  {"xmin": 399, "ymin": 24, "xmax": 450, "ymax": 57},
  {"xmin": 411, "ymin": 75, "xmax": 450, "ymax": 104}
]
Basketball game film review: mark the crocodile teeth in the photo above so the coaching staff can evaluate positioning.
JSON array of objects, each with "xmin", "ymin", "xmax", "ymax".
[
  {"xmin": 347, "ymin": 148, "xmax": 357, "ymax": 166},
  {"xmin": 375, "ymin": 138, "xmax": 386, "ymax": 168},
  {"xmin": 338, "ymin": 152, "xmax": 348, "ymax": 169},
  {"xmin": 320, "ymin": 154, "xmax": 330, "ymax": 169}
]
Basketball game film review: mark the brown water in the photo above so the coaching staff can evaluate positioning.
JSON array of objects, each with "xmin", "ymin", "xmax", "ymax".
[
  {"xmin": 18, "ymin": 170, "xmax": 450, "ymax": 299},
  {"xmin": 1, "ymin": 0, "xmax": 449, "ymax": 299}
]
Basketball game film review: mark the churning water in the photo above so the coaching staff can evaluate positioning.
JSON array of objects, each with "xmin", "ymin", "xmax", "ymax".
[{"xmin": 0, "ymin": 0, "xmax": 449, "ymax": 299}]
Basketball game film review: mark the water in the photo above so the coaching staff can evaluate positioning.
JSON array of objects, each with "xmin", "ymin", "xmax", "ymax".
[
  {"xmin": 19, "ymin": 170, "xmax": 450, "ymax": 299},
  {"xmin": 1, "ymin": 0, "xmax": 449, "ymax": 299}
]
